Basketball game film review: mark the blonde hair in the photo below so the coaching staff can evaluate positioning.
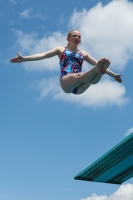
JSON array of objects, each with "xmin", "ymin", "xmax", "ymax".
[
  {"xmin": 67, "ymin": 30, "xmax": 80, "ymax": 38},
  {"xmin": 67, "ymin": 30, "xmax": 81, "ymax": 48}
]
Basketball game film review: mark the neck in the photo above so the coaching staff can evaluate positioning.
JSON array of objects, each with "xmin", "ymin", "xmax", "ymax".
[{"xmin": 67, "ymin": 45, "xmax": 78, "ymax": 52}]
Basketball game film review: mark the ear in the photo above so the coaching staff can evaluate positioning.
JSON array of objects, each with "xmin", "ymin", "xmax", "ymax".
[{"xmin": 66, "ymin": 37, "xmax": 69, "ymax": 42}]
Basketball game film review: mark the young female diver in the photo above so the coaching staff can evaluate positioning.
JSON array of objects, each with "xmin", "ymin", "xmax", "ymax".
[{"xmin": 11, "ymin": 30, "xmax": 122, "ymax": 94}]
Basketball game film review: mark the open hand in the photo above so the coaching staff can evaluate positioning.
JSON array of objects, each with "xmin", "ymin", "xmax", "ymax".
[
  {"xmin": 10, "ymin": 53, "xmax": 24, "ymax": 63},
  {"xmin": 114, "ymin": 74, "xmax": 122, "ymax": 83}
]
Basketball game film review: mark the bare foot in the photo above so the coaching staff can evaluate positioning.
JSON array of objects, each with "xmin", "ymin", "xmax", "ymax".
[{"xmin": 96, "ymin": 58, "xmax": 110, "ymax": 74}]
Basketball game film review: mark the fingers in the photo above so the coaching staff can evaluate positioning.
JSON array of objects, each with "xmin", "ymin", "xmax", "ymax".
[
  {"xmin": 16, "ymin": 52, "xmax": 21, "ymax": 57},
  {"xmin": 10, "ymin": 52, "xmax": 23, "ymax": 63},
  {"xmin": 10, "ymin": 58, "xmax": 17, "ymax": 63},
  {"xmin": 115, "ymin": 75, "xmax": 122, "ymax": 83}
]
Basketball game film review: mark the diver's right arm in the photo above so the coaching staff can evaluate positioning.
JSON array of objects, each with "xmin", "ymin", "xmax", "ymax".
[{"xmin": 10, "ymin": 47, "xmax": 62, "ymax": 63}]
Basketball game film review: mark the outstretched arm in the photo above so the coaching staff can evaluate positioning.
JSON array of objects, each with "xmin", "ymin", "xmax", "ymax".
[
  {"xmin": 10, "ymin": 47, "xmax": 60, "ymax": 63},
  {"xmin": 106, "ymin": 69, "xmax": 122, "ymax": 83},
  {"xmin": 82, "ymin": 51, "xmax": 122, "ymax": 83}
]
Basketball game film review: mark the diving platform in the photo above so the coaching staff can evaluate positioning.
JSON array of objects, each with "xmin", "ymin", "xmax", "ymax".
[{"xmin": 74, "ymin": 132, "xmax": 133, "ymax": 184}]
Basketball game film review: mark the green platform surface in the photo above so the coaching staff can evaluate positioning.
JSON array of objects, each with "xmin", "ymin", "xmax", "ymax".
[{"xmin": 74, "ymin": 132, "xmax": 133, "ymax": 184}]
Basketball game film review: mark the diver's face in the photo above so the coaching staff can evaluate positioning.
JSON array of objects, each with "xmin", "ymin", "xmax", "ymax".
[{"xmin": 67, "ymin": 31, "xmax": 81, "ymax": 46}]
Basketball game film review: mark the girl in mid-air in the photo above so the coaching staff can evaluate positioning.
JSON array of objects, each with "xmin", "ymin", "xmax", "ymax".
[{"xmin": 11, "ymin": 30, "xmax": 122, "ymax": 94}]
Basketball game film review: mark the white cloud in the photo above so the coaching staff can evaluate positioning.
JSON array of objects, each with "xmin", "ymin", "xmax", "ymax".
[
  {"xmin": 34, "ymin": 76, "xmax": 128, "ymax": 108},
  {"xmin": 20, "ymin": 9, "xmax": 47, "ymax": 20},
  {"xmin": 12, "ymin": 0, "xmax": 133, "ymax": 108},
  {"xmin": 35, "ymin": 13, "xmax": 47, "ymax": 20},
  {"xmin": 10, "ymin": 0, "xmax": 17, "ymax": 4},
  {"xmin": 34, "ymin": 76, "xmax": 59, "ymax": 101},
  {"xmin": 14, "ymin": 0, "xmax": 133, "ymax": 72},
  {"xmin": 13, "ymin": 29, "xmax": 66, "ymax": 71},
  {"xmin": 70, "ymin": 0, "xmax": 133, "ymax": 70},
  {"xmin": 81, "ymin": 184, "xmax": 133, "ymax": 200},
  {"xmin": 125, "ymin": 127, "xmax": 133, "ymax": 136},
  {"xmin": 20, "ymin": 9, "xmax": 32, "ymax": 19}
]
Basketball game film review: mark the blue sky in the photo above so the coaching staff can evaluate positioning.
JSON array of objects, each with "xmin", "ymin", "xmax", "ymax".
[{"xmin": 1, "ymin": 0, "xmax": 133, "ymax": 199}]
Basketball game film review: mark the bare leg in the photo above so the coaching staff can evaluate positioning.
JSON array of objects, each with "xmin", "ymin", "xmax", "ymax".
[
  {"xmin": 90, "ymin": 73, "xmax": 103, "ymax": 84},
  {"xmin": 76, "ymin": 82, "xmax": 90, "ymax": 94},
  {"xmin": 75, "ymin": 60, "xmax": 111, "ymax": 94},
  {"xmin": 76, "ymin": 74, "xmax": 102, "ymax": 94},
  {"xmin": 78, "ymin": 58, "xmax": 110, "ymax": 83},
  {"xmin": 60, "ymin": 58, "xmax": 110, "ymax": 93}
]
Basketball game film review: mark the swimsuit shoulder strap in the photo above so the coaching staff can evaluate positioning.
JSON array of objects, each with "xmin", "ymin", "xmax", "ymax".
[
  {"xmin": 60, "ymin": 47, "xmax": 67, "ymax": 60},
  {"xmin": 78, "ymin": 49, "xmax": 84, "ymax": 57}
]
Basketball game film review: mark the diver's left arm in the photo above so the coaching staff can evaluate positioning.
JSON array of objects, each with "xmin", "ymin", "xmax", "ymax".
[
  {"xmin": 82, "ymin": 51, "xmax": 97, "ymax": 66},
  {"xmin": 106, "ymin": 69, "xmax": 122, "ymax": 83}
]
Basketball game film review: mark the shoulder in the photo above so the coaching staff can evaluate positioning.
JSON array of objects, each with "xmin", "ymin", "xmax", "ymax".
[
  {"xmin": 55, "ymin": 46, "xmax": 65, "ymax": 59},
  {"xmin": 55, "ymin": 46, "xmax": 65, "ymax": 53},
  {"xmin": 78, "ymin": 50, "xmax": 88, "ymax": 59},
  {"xmin": 79, "ymin": 50, "xmax": 88, "ymax": 57},
  {"xmin": 80, "ymin": 50, "xmax": 92, "ymax": 60},
  {"xmin": 45, "ymin": 46, "xmax": 65, "ymax": 59},
  {"xmin": 79, "ymin": 50, "xmax": 97, "ymax": 65}
]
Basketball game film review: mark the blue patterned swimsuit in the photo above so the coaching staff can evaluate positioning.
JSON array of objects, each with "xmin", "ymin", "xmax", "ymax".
[{"xmin": 59, "ymin": 48, "xmax": 84, "ymax": 94}]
